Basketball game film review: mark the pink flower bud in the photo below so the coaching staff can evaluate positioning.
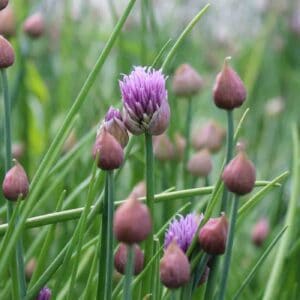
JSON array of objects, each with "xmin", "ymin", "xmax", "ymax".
[
  {"xmin": 12, "ymin": 142, "xmax": 25, "ymax": 160},
  {"xmin": 192, "ymin": 120, "xmax": 226, "ymax": 153},
  {"xmin": 114, "ymin": 243, "xmax": 144, "ymax": 275},
  {"xmin": 251, "ymin": 218, "xmax": 269, "ymax": 247},
  {"xmin": 0, "ymin": 0, "xmax": 8, "ymax": 10},
  {"xmin": 173, "ymin": 133, "xmax": 186, "ymax": 161},
  {"xmin": 172, "ymin": 64, "xmax": 204, "ymax": 97},
  {"xmin": 153, "ymin": 134, "xmax": 175, "ymax": 161},
  {"xmin": 0, "ymin": 35, "xmax": 14, "ymax": 68},
  {"xmin": 213, "ymin": 57, "xmax": 246, "ymax": 110},
  {"xmin": 113, "ymin": 195, "xmax": 152, "ymax": 244},
  {"xmin": 187, "ymin": 149, "xmax": 212, "ymax": 177},
  {"xmin": 25, "ymin": 258, "xmax": 36, "ymax": 280},
  {"xmin": 23, "ymin": 13, "xmax": 45, "ymax": 39},
  {"xmin": 160, "ymin": 240, "xmax": 190, "ymax": 289},
  {"xmin": 0, "ymin": 5, "xmax": 16, "ymax": 38},
  {"xmin": 222, "ymin": 148, "xmax": 256, "ymax": 195},
  {"xmin": 2, "ymin": 160, "xmax": 29, "ymax": 201},
  {"xmin": 92, "ymin": 128, "xmax": 124, "ymax": 170},
  {"xmin": 198, "ymin": 213, "xmax": 228, "ymax": 255},
  {"xmin": 129, "ymin": 181, "xmax": 146, "ymax": 199}
]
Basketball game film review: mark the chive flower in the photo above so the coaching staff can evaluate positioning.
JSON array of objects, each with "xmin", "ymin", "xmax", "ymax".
[
  {"xmin": 164, "ymin": 213, "xmax": 202, "ymax": 253},
  {"xmin": 36, "ymin": 287, "xmax": 51, "ymax": 300},
  {"xmin": 119, "ymin": 66, "xmax": 170, "ymax": 135}
]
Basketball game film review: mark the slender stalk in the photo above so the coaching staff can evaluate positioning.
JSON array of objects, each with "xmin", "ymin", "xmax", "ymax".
[
  {"xmin": 140, "ymin": 0, "xmax": 148, "ymax": 64},
  {"xmin": 106, "ymin": 170, "xmax": 115, "ymax": 300},
  {"xmin": 170, "ymin": 290, "xmax": 176, "ymax": 300},
  {"xmin": 97, "ymin": 174, "xmax": 109, "ymax": 300},
  {"xmin": 220, "ymin": 110, "xmax": 234, "ymax": 212},
  {"xmin": 123, "ymin": 245, "xmax": 134, "ymax": 300},
  {"xmin": 1, "ymin": 69, "xmax": 26, "ymax": 299},
  {"xmin": 142, "ymin": 132, "xmax": 155, "ymax": 295},
  {"xmin": 218, "ymin": 194, "xmax": 239, "ymax": 300},
  {"xmin": 183, "ymin": 97, "xmax": 193, "ymax": 188}
]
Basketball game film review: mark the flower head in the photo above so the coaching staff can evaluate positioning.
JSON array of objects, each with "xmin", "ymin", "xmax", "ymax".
[
  {"xmin": 36, "ymin": 287, "xmax": 51, "ymax": 300},
  {"xmin": 119, "ymin": 66, "xmax": 170, "ymax": 135},
  {"xmin": 164, "ymin": 213, "xmax": 202, "ymax": 253}
]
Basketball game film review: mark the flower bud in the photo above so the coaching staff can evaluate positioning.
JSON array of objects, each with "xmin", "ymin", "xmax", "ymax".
[
  {"xmin": 173, "ymin": 132, "xmax": 186, "ymax": 160},
  {"xmin": 92, "ymin": 128, "xmax": 124, "ymax": 170},
  {"xmin": 12, "ymin": 142, "xmax": 25, "ymax": 160},
  {"xmin": 251, "ymin": 218, "xmax": 269, "ymax": 247},
  {"xmin": 153, "ymin": 134, "xmax": 175, "ymax": 161},
  {"xmin": 160, "ymin": 240, "xmax": 190, "ymax": 289},
  {"xmin": 0, "ymin": 5, "xmax": 16, "ymax": 38},
  {"xmin": 25, "ymin": 258, "xmax": 36, "ymax": 280},
  {"xmin": 2, "ymin": 160, "xmax": 29, "ymax": 201},
  {"xmin": 114, "ymin": 195, "xmax": 152, "ymax": 244},
  {"xmin": 130, "ymin": 181, "xmax": 146, "ymax": 198},
  {"xmin": 0, "ymin": 35, "xmax": 14, "ymax": 68},
  {"xmin": 0, "ymin": 0, "xmax": 8, "ymax": 10},
  {"xmin": 222, "ymin": 147, "xmax": 256, "ymax": 195},
  {"xmin": 36, "ymin": 287, "xmax": 51, "ymax": 300},
  {"xmin": 192, "ymin": 120, "xmax": 226, "ymax": 153},
  {"xmin": 62, "ymin": 130, "xmax": 77, "ymax": 153},
  {"xmin": 264, "ymin": 97, "xmax": 285, "ymax": 117},
  {"xmin": 213, "ymin": 57, "xmax": 246, "ymax": 110},
  {"xmin": 187, "ymin": 149, "xmax": 212, "ymax": 177},
  {"xmin": 172, "ymin": 64, "xmax": 204, "ymax": 97},
  {"xmin": 102, "ymin": 106, "xmax": 129, "ymax": 148},
  {"xmin": 23, "ymin": 13, "xmax": 45, "ymax": 39},
  {"xmin": 198, "ymin": 213, "xmax": 228, "ymax": 255},
  {"xmin": 114, "ymin": 243, "xmax": 144, "ymax": 275}
]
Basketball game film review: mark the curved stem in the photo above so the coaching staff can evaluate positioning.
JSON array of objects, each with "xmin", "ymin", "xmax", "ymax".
[{"xmin": 218, "ymin": 194, "xmax": 239, "ymax": 300}]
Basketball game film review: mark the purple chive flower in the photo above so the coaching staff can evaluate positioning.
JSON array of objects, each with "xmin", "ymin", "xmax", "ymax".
[
  {"xmin": 36, "ymin": 287, "xmax": 51, "ymax": 300},
  {"xmin": 119, "ymin": 66, "xmax": 170, "ymax": 136},
  {"xmin": 164, "ymin": 213, "xmax": 202, "ymax": 253},
  {"xmin": 100, "ymin": 106, "xmax": 129, "ymax": 148}
]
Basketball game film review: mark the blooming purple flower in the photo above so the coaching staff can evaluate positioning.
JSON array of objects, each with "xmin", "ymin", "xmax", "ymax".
[
  {"xmin": 36, "ymin": 287, "xmax": 51, "ymax": 300},
  {"xmin": 164, "ymin": 213, "xmax": 202, "ymax": 253},
  {"xmin": 119, "ymin": 66, "xmax": 170, "ymax": 135},
  {"xmin": 99, "ymin": 106, "xmax": 129, "ymax": 148}
]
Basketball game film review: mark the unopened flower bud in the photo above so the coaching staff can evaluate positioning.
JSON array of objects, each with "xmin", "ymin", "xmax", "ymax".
[
  {"xmin": 36, "ymin": 287, "xmax": 51, "ymax": 300},
  {"xmin": 173, "ymin": 133, "xmax": 186, "ymax": 160},
  {"xmin": 25, "ymin": 258, "xmax": 36, "ymax": 280},
  {"xmin": 2, "ymin": 160, "xmax": 29, "ymax": 201},
  {"xmin": 0, "ymin": 5, "xmax": 16, "ymax": 38},
  {"xmin": 23, "ymin": 13, "xmax": 45, "ymax": 39},
  {"xmin": 92, "ymin": 128, "xmax": 124, "ymax": 170},
  {"xmin": 114, "ymin": 195, "xmax": 152, "ymax": 244},
  {"xmin": 198, "ymin": 213, "xmax": 228, "ymax": 255},
  {"xmin": 251, "ymin": 218, "xmax": 269, "ymax": 247},
  {"xmin": 187, "ymin": 149, "xmax": 212, "ymax": 177},
  {"xmin": 172, "ymin": 64, "xmax": 204, "ymax": 97},
  {"xmin": 213, "ymin": 57, "xmax": 246, "ymax": 110},
  {"xmin": 102, "ymin": 106, "xmax": 129, "ymax": 148},
  {"xmin": 153, "ymin": 134, "xmax": 175, "ymax": 161},
  {"xmin": 192, "ymin": 120, "xmax": 226, "ymax": 153},
  {"xmin": 0, "ymin": 35, "xmax": 14, "ymax": 68},
  {"xmin": 160, "ymin": 240, "xmax": 190, "ymax": 289},
  {"xmin": 12, "ymin": 142, "xmax": 25, "ymax": 160},
  {"xmin": 0, "ymin": 0, "xmax": 8, "ymax": 10},
  {"xmin": 62, "ymin": 130, "xmax": 77, "ymax": 153},
  {"xmin": 264, "ymin": 97, "xmax": 285, "ymax": 117},
  {"xmin": 130, "ymin": 181, "xmax": 146, "ymax": 198},
  {"xmin": 222, "ymin": 147, "xmax": 256, "ymax": 195},
  {"xmin": 114, "ymin": 243, "xmax": 144, "ymax": 275}
]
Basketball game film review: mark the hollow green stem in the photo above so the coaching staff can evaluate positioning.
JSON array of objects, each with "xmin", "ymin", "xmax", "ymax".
[
  {"xmin": 220, "ymin": 110, "xmax": 234, "ymax": 212},
  {"xmin": 1, "ymin": 69, "xmax": 26, "ymax": 299},
  {"xmin": 183, "ymin": 97, "xmax": 193, "ymax": 188},
  {"xmin": 142, "ymin": 132, "xmax": 155, "ymax": 295},
  {"xmin": 218, "ymin": 194, "xmax": 239, "ymax": 300},
  {"xmin": 123, "ymin": 245, "xmax": 135, "ymax": 300}
]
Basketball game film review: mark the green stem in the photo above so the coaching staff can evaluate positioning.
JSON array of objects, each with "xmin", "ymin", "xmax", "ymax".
[
  {"xmin": 142, "ymin": 132, "xmax": 155, "ymax": 296},
  {"xmin": 97, "ymin": 174, "xmax": 109, "ymax": 300},
  {"xmin": 183, "ymin": 97, "xmax": 192, "ymax": 188},
  {"xmin": 106, "ymin": 170, "xmax": 114, "ymax": 300},
  {"xmin": 141, "ymin": 0, "xmax": 148, "ymax": 64},
  {"xmin": 218, "ymin": 194, "xmax": 239, "ymax": 300},
  {"xmin": 123, "ymin": 245, "xmax": 134, "ymax": 300},
  {"xmin": 1, "ymin": 69, "xmax": 26, "ymax": 299},
  {"xmin": 220, "ymin": 110, "xmax": 234, "ymax": 212}
]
